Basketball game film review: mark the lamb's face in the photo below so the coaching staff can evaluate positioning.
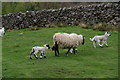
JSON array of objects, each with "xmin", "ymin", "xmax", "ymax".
[
  {"xmin": 44, "ymin": 44, "xmax": 50, "ymax": 49},
  {"xmin": 105, "ymin": 32, "xmax": 111, "ymax": 36}
]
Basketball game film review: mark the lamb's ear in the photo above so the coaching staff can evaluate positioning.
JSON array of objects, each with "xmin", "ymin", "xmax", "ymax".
[
  {"xmin": 46, "ymin": 44, "xmax": 50, "ymax": 49},
  {"xmin": 43, "ymin": 45, "xmax": 46, "ymax": 47},
  {"xmin": 107, "ymin": 32, "xmax": 109, "ymax": 34},
  {"xmin": 105, "ymin": 32, "xmax": 107, "ymax": 34}
]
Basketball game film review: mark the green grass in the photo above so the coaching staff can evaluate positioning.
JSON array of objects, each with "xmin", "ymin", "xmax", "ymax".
[{"xmin": 2, "ymin": 26, "xmax": 118, "ymax": 78}]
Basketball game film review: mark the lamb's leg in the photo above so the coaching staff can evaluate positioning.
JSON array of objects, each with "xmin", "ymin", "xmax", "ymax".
[
  {"xmin": 40, "ymin": 53, "xmax": 43, "ymax": 59},
  {"xmin": 93, "ymin": 41, "xmax": 96, "ymax": 48},
  {"xmin": 34, "ymin": 51, "xmax": 38, "ymax": 59},
  {"xmin": 66, "ymin": 48, "xmax": 71, "ymax": 56},
  {"xmin": 105, "ymin": 41, "xmax": 108, "ymax": 47},
  {"xmin": 43, "ymin": 53, "xmax": 46, "ymax": 58},
  {"xmin": 100, "ymin": 41, "xmax": 106, "ymax": 47},
  {"xmin": 70, "ymin": 49, "xmax": 73, "ymax": 54},
  {"xmin": 30, "ymin": 49, "xmax": 35, "ymax": 59},
  {"xmin": 97, "ymin": 40, "xmax": 102, "ymax": 47}
]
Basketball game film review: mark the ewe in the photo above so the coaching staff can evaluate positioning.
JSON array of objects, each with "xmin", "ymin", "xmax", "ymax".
[{"xmin": 52, "ymin": 33, "xmax": 85, "ymax": 56}]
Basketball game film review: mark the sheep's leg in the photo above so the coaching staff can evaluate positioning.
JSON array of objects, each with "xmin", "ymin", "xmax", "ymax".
[
  {"xmin": 73, "ymin": 48, "xmax": 76, "ymax": 55},
  {"xmin": 54, "ymin": 42, "xmax": 57, "ymax": 56},
  {"xmin": 105, "ymin": 41, "xmax": 108, "ymax": 47},
  {"xmin": 56, "ymin": 49, "xmax": 59, "ymax": 56},
  {"xmin": 55, "ymin": 48, "xmax": 59, "ymax": 56},
  {"xmin": 75, "ymin": 48, "xmax": 78, "ymax": 54},
  {"xmin": 43, "ymin": 53, "xmax": 46, "ymax": 58},
  {"xmin": 93, "ymin": 41, "xmax": 96, "ymax": 48},
  {"xmin": 30, "ymin": 52, "xmax": 33, "ymax": 59},
  {"xmin": 30, "ymin": 49, "xmax": 35, "ymax": 59},
  {"xmin": 54, "ymin": 41, "xmax": 59, "ymax": 56},
  {"xmin": 55, "ymin": 49, "xmax": 57, "ymax": 56},
  {"xmin": 99, "ymin": 41, "xmax": 106, "ymax": 47},
  {"xmin": 34, "ymin": 51, "xmax": 38, "ymax": 59},
  {"xmin": 4, "ymin": 32, "xmax": 5, "ymax": 35},
  {"xmin": 97, "ymin": 40, "xmax": 102, "ymax": 47},
  {"xmin": 66, "ymin": 48, "xmax": 71, "ymax": 56},
  {"xmin": 70, "ymin": 49, "xmax": 73, "ymax": 54},
  {"xmin": 40, "ymin": 53, "xmax": 43, "ymax": 59}
]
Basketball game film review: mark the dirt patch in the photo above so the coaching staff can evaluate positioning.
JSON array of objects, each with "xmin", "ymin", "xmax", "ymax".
[{"xmin": 104, "ymin": 47, "xmax": 113, "ymax": 48}]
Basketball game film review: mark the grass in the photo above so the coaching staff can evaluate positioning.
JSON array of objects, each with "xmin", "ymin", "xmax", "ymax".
[{"xmin": 2, "ymin": 26, "xmax": 118, "ymax": 78}]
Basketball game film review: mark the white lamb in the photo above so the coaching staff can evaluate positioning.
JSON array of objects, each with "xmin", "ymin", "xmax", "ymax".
[
  {"xmin": 29, "ymin": 44, "xmax": 50, "ymax": 59},
  {"xmin": 90, "ymin": 32, "xmax": 111, "ymax": 48},
  {"xmin": 52, "ymin": 33, "xmax": 85, "ymax": 56},
  {"xmin": 0, "ymin": 27, "xmax": 5, "ymax": 37}
]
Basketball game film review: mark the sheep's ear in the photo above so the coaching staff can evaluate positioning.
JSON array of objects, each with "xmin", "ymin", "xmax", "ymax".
[
  {"xmin": 43, "ymin": 45, "xmax": 46, "ymax": 47},
  {"xmin": 106, "ymin": 32, "xmax": 109, "ymax": 34},
  {"xmin": 46, "ymin": 44, "xmax": 49, "ymax": 47},
  {"xmin": 105, "ymin": 32, "xmax": 107, "ymax": 34}
]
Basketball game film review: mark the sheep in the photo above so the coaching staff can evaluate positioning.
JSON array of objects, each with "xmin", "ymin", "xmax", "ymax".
[
  {"xmin": 29, "ymin": 44, "xmax": 50, "ymax": 59},
  {"xmin": 90, "ymin": 32, "xmax": 111, "ymax": 48},
  {"xmin": 52, "ymin": 33, "xmax": 85, "ymax": 56},
  {"xmin": 0, "ymin": 27, "xmax": 5, "ymax": 37}
]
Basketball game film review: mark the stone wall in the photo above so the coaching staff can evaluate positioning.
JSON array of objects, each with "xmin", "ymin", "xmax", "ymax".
[{"xmin": 2, "ymin": 3, "xmax": 120, "ymax": 30}]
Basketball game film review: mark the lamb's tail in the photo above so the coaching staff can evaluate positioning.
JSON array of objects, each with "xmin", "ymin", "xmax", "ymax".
[{"xmin": 90, "ymin": 38, "xmax": 94, "ymax": 41}]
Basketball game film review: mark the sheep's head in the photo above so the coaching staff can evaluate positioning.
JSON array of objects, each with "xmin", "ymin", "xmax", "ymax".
[
  {"xmin": 105, "ymin": 32, "xmax": 111, "ymax": 36},
  {"xmin": 78, "ymin": 35, "xmax": 85, "ymax": 45},
  {"xmin": 82, "ymin": 36, "xmax": 85, "ymax": 45},
  {"xmin": 52, "ymin": 45, "xmax": 55, "ymax": 51},
  {"xmin": 44, "ymin": 44, "xmax": 50, "ymax": 49}
]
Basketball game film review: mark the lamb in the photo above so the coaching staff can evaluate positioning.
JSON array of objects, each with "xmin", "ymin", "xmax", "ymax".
[
  {"xmin": 29, "ymin": 44, "xmax": 50, "ymax": 59},
  {"xmin": 52, "ymin": 33, "xmax": 85, "ymax": 56},
  {"xmin": 0, "ymin": 27, "xmax": 5, "ymax": 37},
  {"xmin": 90, "ymin": 32, "xmax": 111, "ymax": 48}
]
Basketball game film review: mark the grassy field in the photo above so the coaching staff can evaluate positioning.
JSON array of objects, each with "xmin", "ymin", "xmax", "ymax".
[{"xmin": 2, "ymin": 26, "xmax": 118, "ymax": 78}]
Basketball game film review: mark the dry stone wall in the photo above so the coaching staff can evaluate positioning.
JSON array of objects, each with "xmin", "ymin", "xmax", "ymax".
[{"xmin": 2, "ymin": 3, "xmax": 120, "ymax": 30}]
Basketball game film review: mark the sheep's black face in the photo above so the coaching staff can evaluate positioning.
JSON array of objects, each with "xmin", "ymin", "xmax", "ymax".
[
  {"xmin": 46, "ymin": 44, "xmax": 50, "ymax": 49},
  {"xmin": 82, "ymin": 36, "xmax": 85, "ymax": 45},
  {"xmin": 106, "ymin": 32, "xmax": 111, "ymax": 36},
  {"xmin": 107, "ymin": 32, "xmax": 111, "ymax": 36},
  {"xmin": 52, "ymin": 46, "xmax": 55, "ymax": 50}
]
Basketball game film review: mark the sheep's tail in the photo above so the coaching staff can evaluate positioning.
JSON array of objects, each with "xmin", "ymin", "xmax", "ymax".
[{"xmin": 90, "ymin": 38, "xmax": 94, "ymax": 41}]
